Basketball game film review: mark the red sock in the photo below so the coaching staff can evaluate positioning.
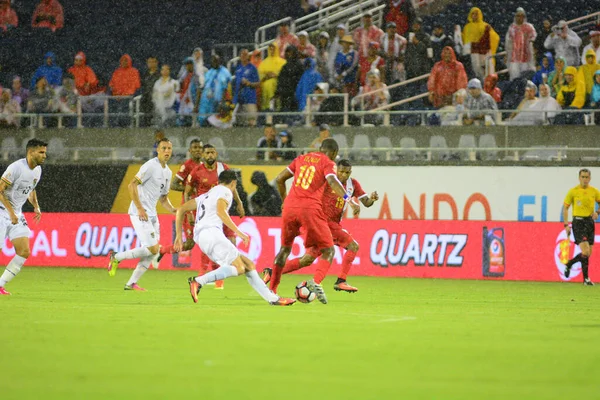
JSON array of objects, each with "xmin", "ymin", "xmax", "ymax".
[
  {"xmin": 160, "ymin": 244, "xmax": 175, "ymax": 255},
  {"xmin": 282, "ymin": 258, "xmax": 303, "ymax": 274},
  {"xmin": 269, "ymin": 264, "xmax": 284, "ymax": 293},
  {"xmin": 339, "ymin": 250, "xmax": 357, "ymax": 281},
  {"xmin": 313, "ymin": 257, "xmax": 332, "ymax": 284}
]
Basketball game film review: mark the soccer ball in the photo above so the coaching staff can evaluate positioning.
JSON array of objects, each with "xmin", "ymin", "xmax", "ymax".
[{"xmin": 294, "ymin": 281, "xmax": 316, "ymax": 303}]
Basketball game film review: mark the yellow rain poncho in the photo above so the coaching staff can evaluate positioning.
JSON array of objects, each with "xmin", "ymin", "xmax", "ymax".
[
  {"xmin": 462, "ymin": 7, "xmax": 500, "ymax": 55},
  {"xmin": 258, "ymin": 43, "xmax": 286, "ymax": 110}
]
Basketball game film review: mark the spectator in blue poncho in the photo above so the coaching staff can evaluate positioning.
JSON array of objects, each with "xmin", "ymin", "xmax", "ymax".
[
  {"xmin": 532, "ymin": 52, "xmax": 554, "ymax": 87},
  {"xmin": 296, "ymin": 57, "xmax": 323, "ymax": 111},
  {"xmin": 30, "ymin": 52, "xmax": 63, "ymax": 89},
  {"xmin": 198, "ymin": 54, "xmax": 231, "ymax": 126}
]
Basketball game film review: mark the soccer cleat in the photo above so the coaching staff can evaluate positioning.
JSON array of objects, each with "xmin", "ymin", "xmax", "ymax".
[
  {"xmin": 262, "ymin": 268, "xmax": 272, "ymax": 284},
  {"xmin": 334, "ymin": 281, "xmax": 358, "ymax": 293},
  {"xmin": 108, "ymin": 251, "xmax": 119, "ymax": 277},
  {"xmin": 188, "ymin": 276, "xmax": 201, "ymax": 303},
  {"xmin": 124, "ymin": 283, "xmax": 146, "ymax": 291},
  {"xmin": 270, "ymin": 297, "xmax": 296, "ymax": 306},
  {"xmin": 306, "ymin": 279, "xmax": 328, "ymax": 304},
  {"xmin": 156, "ymin": 250, "xmax": 166, "ymax": 265},
  {"xmin": 215, "ymin": 280, "xmax": 224, "ymax": 289},
  {"xmin": 564, "ymin": 263, "xmax": 572, "ymax": 278},
  {"xmin": 584, "ymin": 279, "xmax": 595, "ymax": 286},
  {"xmin": 0, "ymin": 287, "xmax": 11, "ymax": 295}
]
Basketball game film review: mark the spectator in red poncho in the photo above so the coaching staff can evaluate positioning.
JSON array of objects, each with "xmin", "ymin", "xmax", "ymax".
[
  {"xmin": 384, "ymin": 0, "xmax": 415, "ymax": 36},
  {"xmin": 68, "ymin": 52, "xmax": 99, "ymax": 96},
  {"xmin": 358, "ymin": 42, "xmax": 386, "ymax": 86},
  {"xmin": 109, "ymin": 55, "xmax": 141, "ymax": 96},
  {"xmin": 427, "ymin": 46, "xmax": 468, "ymax": 108},
  {"xmin": 484, "ymin": 73, "xmax": 502, "ymax": 103},
  {"xmin": 0, "ymin": 0, "xmax": 18, "ymax": 32},
  {"xmin": 31, "ymin": 0, "xmax": 64, "ymax": 32}
]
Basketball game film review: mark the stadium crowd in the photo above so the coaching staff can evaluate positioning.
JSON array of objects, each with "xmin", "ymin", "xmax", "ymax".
[{"xmin": 1, "ymin": 0, "xmax": 600, "ymax": 129}]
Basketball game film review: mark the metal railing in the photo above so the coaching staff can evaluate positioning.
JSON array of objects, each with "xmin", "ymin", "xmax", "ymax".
[{"xmin": 211, "ymin": 43, "xmax": 257, "ymax": 61}]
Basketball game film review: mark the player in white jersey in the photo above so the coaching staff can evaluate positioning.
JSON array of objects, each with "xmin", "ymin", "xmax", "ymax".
[
  {"xmin": 174, "ymin": 170, "xmax": 296, "ymax": 306},
  {"xmin": 0, "ymin": 139, "xmax": 47, "ymax": 295},
  {"xmin": 107, "ymin": 138, "xmax": 177, "ymax": 291}
]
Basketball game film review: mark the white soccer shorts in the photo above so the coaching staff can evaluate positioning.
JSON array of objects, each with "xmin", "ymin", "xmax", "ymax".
[
  {"xmin": 195, "ymin": 227, "xmax": 239, "ymax": 267},
  {"xmin": 0, "ymin": 213, "xmax": 31, "ymax": 248},
  {"xmin": 130, "ymin": 215, "xmax": 160, "ymax": 247}
]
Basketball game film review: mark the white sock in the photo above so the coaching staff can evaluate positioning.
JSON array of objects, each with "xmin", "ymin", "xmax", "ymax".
[
  {"xmin": 126, "ymin": 256, "xmax": 152, "ymax": 286},
  {"xmin": 195, "ymin": 265, "xmax": 238, "ymax": 286},
  {"xmin": 116, "ymin": 247, "xmax": 153, "ymax": 261},
  {"xmin": 245, "ymin": 269, "xmax": 279, "ymax": 303},
  {"xmin": 0, "ymin": 255, "xmax": 27, "ymax": 287}
]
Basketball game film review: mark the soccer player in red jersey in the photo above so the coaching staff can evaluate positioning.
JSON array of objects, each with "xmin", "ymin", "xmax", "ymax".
[
  {"xmin": 264, "ymin": 138, "xmax": 358, "ymax": 304},
  {"xmin": 159, "ymin": 144, "xmax": 245, "ymax": 287},
  {"xmin": 264, "ymin": 159, "xmax": 378, "ymax": 292}
]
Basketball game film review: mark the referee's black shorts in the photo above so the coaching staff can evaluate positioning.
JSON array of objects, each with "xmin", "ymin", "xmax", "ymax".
[{"xmin": 572, "ymin": 216, "xmax": 595, "ymax": 245}]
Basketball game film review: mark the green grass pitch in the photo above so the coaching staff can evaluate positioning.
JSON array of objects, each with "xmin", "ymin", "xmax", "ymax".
[{"xmin": 1, "ymin": 267, "xmax": 599, "ymax": 399}]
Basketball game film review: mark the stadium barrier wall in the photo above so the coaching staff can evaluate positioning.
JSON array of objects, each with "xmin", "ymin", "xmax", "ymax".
[{"xmin": 4, "ymin": 213, "xmax": 595, "ymax": 283}]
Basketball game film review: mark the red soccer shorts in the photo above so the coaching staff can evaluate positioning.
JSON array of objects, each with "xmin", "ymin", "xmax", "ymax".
[
  {"xmin": 305, "ymin": 220, "xmax": 354, "ymax": 258},
  {"xmin": 281, "ymin": 206, "xmax": 333, "ymax": 249}
]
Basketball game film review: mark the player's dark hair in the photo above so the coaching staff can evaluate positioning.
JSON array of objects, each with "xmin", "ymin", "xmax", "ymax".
[
  {"xmin": 26, "ymin": 139, "xmax": 48, "ymax": 150},
  {"xmin": 157, "ymin": 137, "xmax": 171, "ymax": 145},
  {"xmin": 337, "ymin": 159, "xmax": 352, "ymax": 167},
  {"xmin": 320, "ymin": 138, "xmax": 339, "ymax": 153},
  {"xmin": 203, "ymin": 144, "xmax": 216, "ymax": 151},
  {"xmin": 218, "ymin": 170, "xmax": 237, "ymax": 184},
  {"xmin": 579, "ymin": 168, "xmax": 591, "ymax": 176},
  {"xmin": 189, "ymin": 138, "xmax": 202, "ymax": 147}
]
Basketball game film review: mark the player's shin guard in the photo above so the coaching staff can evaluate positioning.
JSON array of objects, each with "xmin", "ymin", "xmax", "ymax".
[
  {"xmin": 581, "ymin": 255, "xmax": 589, "ymax": 280},
  {"xmin": 0, "ymin": 255, "xmax": 27, "ymax": 287},
  {"xmin": 269, "ymin": 265, "xmax": 284, "ymax": 292},
  {"xmin": 245, "ymin": 270, "xmax": 279, "ymax": 303},
  {"xmin": 116, "ymin": 247, "xmax": 152, "ymax": 261},
  {"xmin": 126, "ymin": 256, "xmax": 152, "ymax": 286},
  {"xmin": 314, "ymin": 257, "xmax": 332, "ymax": 284},
  {"xmin": 196, "ymin": 265, "xmax": 238, "ymax": 286},
  {"xmin": 282, "ymin": 258, "xmax": 303, "ymax": 274},
  {"xmin": 339, "ymin": 250, "xmax": 357, "ymax": 280}
]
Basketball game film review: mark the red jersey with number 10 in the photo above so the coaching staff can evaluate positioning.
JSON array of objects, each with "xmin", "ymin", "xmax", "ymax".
[
  {"xmin": 322, "ymin": 178, "xmax": 367, "ymax": 222},
  {"xmin": 285, "ymin": 152, "xmax": 337, "ymax": 209},
  {"xmin": 187, "ymin": 162, "xmax": 229, "ymax": 199}
]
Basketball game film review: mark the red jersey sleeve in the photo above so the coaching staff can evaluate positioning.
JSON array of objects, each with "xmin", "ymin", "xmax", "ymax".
[
  {"xmin": 352, "ymin": 178, "xmax": 367, "ymax": 199},
  {"xmin": 322, "ymin": 157, "xmax": 336, "ymax": 179},
  {"xmin": 176, "ymin": 160, "xmax": 195, "ymax": 182},
  {"xmin": 287, "ymin": 157, "xmax": 298, "ymax": 175}
]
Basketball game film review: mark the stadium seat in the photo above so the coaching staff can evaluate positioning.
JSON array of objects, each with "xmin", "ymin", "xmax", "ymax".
[
  {"xmin": 457, "ymin": 134, "xmax": 477, "ymax": 161},
  {"xmin": 374, "ymin": 136, "xmax": 398, "ymax": 161},
  {"xmin": 332, "ymin": 133, "xmax": 349, "ymax": 159},
  {"xmin": 398, "ymin": 137, "xmax": 419, "ymax": 161},
  {"xmin": 169, "ymin": 136, "xmax": 186, "ymax": 160},
  {"xmin": 351, "ymin": 134, "xmax": 372, "ymax": 161},
  {"xmin": 1, "ymin": 137, "xmax": 19, "ymax": 161},
  {"xmin": 478, "ymin": 134, "xmax": 498, "ymax": 161},
  {"xmin": 113, "ymin": 148, "xmax": 135, "ymax": 160},
  {"xmin": 209, "ymin": 137, "xmax": 228, "ymax": 160},
  {"xmin": 48, "ymin": 138, "xmax": 69, "ymax": 161},
  {"xmin": 429, "ymin": 135, "xmax": 449, "ymax": 161}
]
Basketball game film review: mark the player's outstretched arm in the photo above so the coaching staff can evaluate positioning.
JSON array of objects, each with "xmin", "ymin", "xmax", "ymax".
[
  {"xmin": 28, "ymin": 189, "xmax": 42, "ymax": 222},
  {"xmin": 159, "ymin": 194, "xmax": 177, "ymax": 214},
  {"xmin": 360, "ymin": 191, "xmax": 379, "ymax": 208},
  {"xmin": 275, "ymin": 168, "xmax": 294, "ymax": 204},
  {"xmin": 128, "ymin": 178, "xmax": 148, "ymax": 221},
  {"xmin": 174, "ymin": 199, "xmax": 197, "ymax": 252},
  {"xmin": 562, "ymin": 203, "xmax": 571, "ymax": 236},
  {"xmin": 326, "ymin": 175, "xmax": 349, "ymax": 198},
  {"xmin": 232, "ymin": 187, "xmax": 246, "ymax": 218},
  {"xmin": 217, "ymin": 198, "xmax": 249, "ymax": 246},
  {"xmin": 0, "ymin": 179, "xmax": 18, "ymax": 224},
  {"xmin": 170, "ymin": 176, "xmax": 185, "ymax": 192}
]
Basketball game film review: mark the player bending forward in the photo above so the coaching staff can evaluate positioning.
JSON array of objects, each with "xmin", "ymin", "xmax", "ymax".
[
  {"xmin": 175, "ymin": 170, "xmax": 295, "ymax": 306},
  {"xmin": 0, "ymin": 139, "xmax": 47, "ymax": 295},
  {"xmin": 266, "ymin": 138, "xmax": 358, "ymax": 304},
  {"xmin": 108, "ymin": 138, "xmax": 177, "ymax": 291},
  {"xmin": 264, "ymin": 159, "xmax": 378, "ymax": 293}
]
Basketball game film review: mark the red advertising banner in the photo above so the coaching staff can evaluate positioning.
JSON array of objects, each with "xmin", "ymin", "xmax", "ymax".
[{"xmin": 2, "ymin": 213, "xmax": 596, "ymax": 283}]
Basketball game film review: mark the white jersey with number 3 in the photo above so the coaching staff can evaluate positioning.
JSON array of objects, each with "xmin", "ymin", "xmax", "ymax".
[
  {"xmin": 128, "ymin": 158, "xmax": 171, "ymax": 217},
  {"xmin": 193, "ymin": 185, "xmax": 233, "ymax": 235},
  {"xmin": 0, "ymin": 158, "xmax": 42, "ymax": 218}
]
